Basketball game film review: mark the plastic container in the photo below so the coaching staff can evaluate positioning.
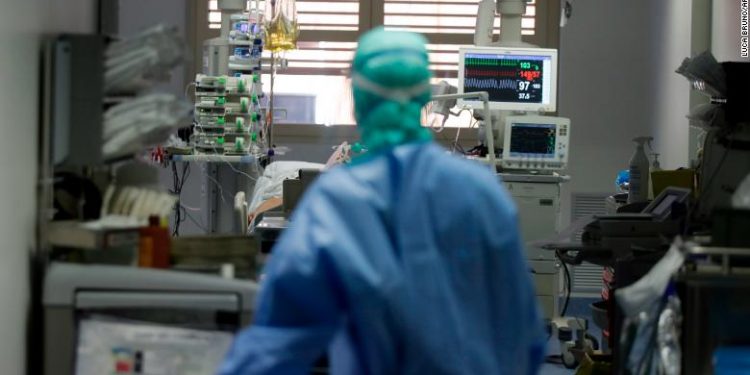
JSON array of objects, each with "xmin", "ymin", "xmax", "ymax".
[
  {"xmin": 651, "ymin": 169, "xmax": 695, "ymax": 198},
  {"xmin": 628, "ymin": 136, "xmax": 652, "ymax": 204},
  {"xmin": 264, "ymin": 0, "xmax": 298, "ymax": 52},
  {"xmin": 648, "ymin": 153, "xmax": 661, "ymax": 199},
  {"xmin": 138, "ymin": 216, "xmax": 170, "ymax": 268}
]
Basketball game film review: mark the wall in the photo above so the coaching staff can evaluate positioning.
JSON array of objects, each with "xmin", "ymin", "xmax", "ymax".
[
  {"xmin": 689, "ymin": 0, "xmax": 713, "ymax": 165},
  {"xmin": 650, "ymin": 0, "xmax": 693, "ymax": 170},
  {"xmin": 558, "ymin": 0, "xmax": 659, "ymax": 223},
  {"xmin": 0, "ymin": 0, "xmax": 94, "ymax": 373},
  {"xmin": 712, "ymin": 0, "xmax": 750, "ymax": 62},
  {"xmin": 558, "ymin": 0, "xmax": 701, "ymax": 224},
  {"xmin": 118, "ymin": 0, "xmax": 189, "ymax": 97},
  {"xmin": 116, "ymin": 0, "xmax": 206, "ymax": 234}
]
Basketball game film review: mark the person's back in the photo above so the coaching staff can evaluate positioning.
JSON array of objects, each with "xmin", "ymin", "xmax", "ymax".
[
  {"xmin": 219, "ymin": 28, "xmax": 544, "ymax": 375},
  {"xmin": 313, "ymin": 142, "xmax": 544, "ymax": 374}
]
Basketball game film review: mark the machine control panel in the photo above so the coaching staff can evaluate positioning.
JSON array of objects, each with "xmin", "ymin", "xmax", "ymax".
[{"xmin": 501, "ymin": 115, "xmax": 570, "ymax": 171}]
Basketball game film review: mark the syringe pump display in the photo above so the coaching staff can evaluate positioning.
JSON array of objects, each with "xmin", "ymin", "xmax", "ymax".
[{"xmin": 458, "ymin": 47, "xmax": 558, "ymax": 112}]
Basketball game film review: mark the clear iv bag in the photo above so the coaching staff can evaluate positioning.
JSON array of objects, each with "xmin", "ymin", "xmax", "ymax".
[{"xmin": 264, "ymin": 0, "xmax": 299, "ymax": 52}]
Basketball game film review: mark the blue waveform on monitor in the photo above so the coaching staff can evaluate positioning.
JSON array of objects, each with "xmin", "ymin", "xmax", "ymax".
[{"xmin": 464, "ymin": 78, "xmax": 516, "ymax": 90}]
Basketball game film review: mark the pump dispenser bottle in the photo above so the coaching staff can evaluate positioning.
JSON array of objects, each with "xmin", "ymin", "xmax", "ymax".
[
  {"xmin": 628, "ymin": 136, "xmax": 653, "ymax": 204},
  {"xmin": 648, "ymin": 153, "xmax": 661, "ymax": 199}
]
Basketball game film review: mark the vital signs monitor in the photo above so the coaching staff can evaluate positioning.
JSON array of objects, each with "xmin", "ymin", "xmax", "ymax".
[
  {"xmin": 502, "ymin": 115, "xmax": 570, "ymax": 171},
  {"xmin": 457, "ymin": 47, "xmax": 558, "ymax": 112}
]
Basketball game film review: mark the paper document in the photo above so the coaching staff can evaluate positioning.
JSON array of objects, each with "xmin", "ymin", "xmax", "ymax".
[{"xmin": 76, "ymin": 319, "xmax": 233, "ymax": 375}]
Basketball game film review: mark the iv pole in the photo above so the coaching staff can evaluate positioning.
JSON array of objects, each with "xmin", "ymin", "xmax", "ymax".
[{"xmin": 472, "ymin": 0, "xmax": 535, "ymax": 166}]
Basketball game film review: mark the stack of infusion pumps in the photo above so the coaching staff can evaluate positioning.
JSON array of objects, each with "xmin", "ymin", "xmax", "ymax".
[{"xmin": 192, "ymin": 11, "xmax": 265, "ymax": 155}]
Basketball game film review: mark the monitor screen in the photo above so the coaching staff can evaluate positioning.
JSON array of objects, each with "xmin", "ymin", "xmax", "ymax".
[
  {"xmin": 458, "ymin": 47, "xmax": 557, "ymax": 112},
  {"xmin": 509, "ymin": 123, "xmax": 557, "ymax": 158}
]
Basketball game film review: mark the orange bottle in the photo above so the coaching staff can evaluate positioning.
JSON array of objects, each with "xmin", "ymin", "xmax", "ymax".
[{"xmin": 139, "ymin": 216, "xmax": 171, "ymax": 268}]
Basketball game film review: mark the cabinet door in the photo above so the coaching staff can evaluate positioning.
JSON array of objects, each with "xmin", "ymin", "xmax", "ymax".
[{"xmin": 506, "ymin": 183, "xmax": 560, "ymax": 261}]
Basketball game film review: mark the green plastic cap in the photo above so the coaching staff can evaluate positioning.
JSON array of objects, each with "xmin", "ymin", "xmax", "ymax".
[
  {"xmin": 217, "ymin": 137, "xmax": 225, "ymax": 145},
  {"xmin": 215, "ymin": 97, "xmax": 226, "ymax": 106},
  {"xmin": 252, "ymin": 94, "xmax": 259, "ymax": 104},
  {"xmin": 237, "ymin": 79, "xmax": 246, "ymax": 92},
  {"xmin": 217, "ymin": 76, "xmax": 227, "ymax": 86},
  {"xmin": 217, "ymin": 117, "xmax": 226, "ymax": 125},
  {"xmin": 252, "ymin": 112, "xmax": 260, "ymax": 122},
  {"xmin": 253, "ymin": 73, "xmax": 260, "ymax": 83}
]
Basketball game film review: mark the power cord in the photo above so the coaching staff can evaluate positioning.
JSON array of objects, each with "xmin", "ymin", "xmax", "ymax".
[
  {"xmin": 556, "ymin": 250, "xmax": 572, "ymax": 317},
  {"xmin": 170, "ymin": 161, "xmax": 191, "ymax": 236},
  {"xmin": 204, "ymin": 169, "xmax": 229, "ymax": 207}
]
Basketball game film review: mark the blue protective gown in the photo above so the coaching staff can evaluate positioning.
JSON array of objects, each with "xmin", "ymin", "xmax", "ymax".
[{"xmin": 220, "ymin": 142, "xmax": 545, "ymax": 375}]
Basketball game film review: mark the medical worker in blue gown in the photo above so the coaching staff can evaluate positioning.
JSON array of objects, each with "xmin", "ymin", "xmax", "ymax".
[{"xmin": 220, "ymin": 28, "xmax": 545, "ymax": 375}]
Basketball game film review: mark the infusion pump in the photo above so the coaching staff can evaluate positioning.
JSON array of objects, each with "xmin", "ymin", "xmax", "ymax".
[{"xmin": 501, "ymin": 115, "xmax": 570, "ymax": 172}]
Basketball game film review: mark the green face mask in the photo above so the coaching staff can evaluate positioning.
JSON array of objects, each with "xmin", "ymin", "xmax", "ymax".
[{"xmin": 351, "ymin": 28, "xmax": 433, "ymax": 153}]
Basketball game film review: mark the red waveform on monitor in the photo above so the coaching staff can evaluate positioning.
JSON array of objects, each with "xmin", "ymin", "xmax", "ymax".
[{"xmin": 465, "ymin": 69, "xmax": 518, "ymax": 78}]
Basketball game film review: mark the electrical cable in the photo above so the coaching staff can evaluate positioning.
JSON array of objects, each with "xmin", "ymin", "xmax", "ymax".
[
  {"xmin": 556, "ymin": 250, "xmax": 572, "ymax": 317},
  {"xmin": 223, "ymin": 158, "xmax": 259, "ymax": 182},
  {"xmin": 452, "ymin": 117, "xmax": 478, "ymax": 154},
  {"xmin": 170, "ymin": 161, "xmax": 191, "ymax": 236},
  {"xmin": 451, "ymin": 115, "xmax": 466, "ymax": 153},
  {"xmin": 427, "ymin": 105, "xmax": 472, "ymax": 134},
  {"xmin": 182, "ymin": 205, "xmax": 209, "ymax": 233},
  {"xmin": 204, "ymin": 171, "xmax": 229, "ymax": 207},
  {"xmin": 177, "ymin": 162, "xmax": 190, "ymax": 235},
  {"xmin": 206, "ymin": 145, "xmax": 259, "ymax": 182}
]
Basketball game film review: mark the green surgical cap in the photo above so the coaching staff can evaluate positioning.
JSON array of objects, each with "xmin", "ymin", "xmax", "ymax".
[{"xmin": 351, "ymin": 28, "xmax": 433, "ymax": 153}]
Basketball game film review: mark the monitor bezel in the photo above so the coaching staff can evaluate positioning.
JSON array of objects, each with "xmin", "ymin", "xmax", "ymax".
[
  {"xmin": 457, "ymin": 46, "xmax": 558, "ymax": 112},
  {"xmin": 502, "ymin": 115, "xmax": 570, "ymax": 167}
]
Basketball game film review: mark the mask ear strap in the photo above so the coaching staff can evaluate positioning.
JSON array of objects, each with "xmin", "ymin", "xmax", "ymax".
[{"xmin": 351, "ymin": 73, "xmax": 431, "ymax": 104}]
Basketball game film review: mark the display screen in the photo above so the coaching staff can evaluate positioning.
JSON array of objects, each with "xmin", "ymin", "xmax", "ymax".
[
  {"xmin": 509, "ymin": 123, "xmax": 557, "ymax": 158},
  {"xmin": 463, "ymin": 52, "xmax": 553, "ymax": 105}
]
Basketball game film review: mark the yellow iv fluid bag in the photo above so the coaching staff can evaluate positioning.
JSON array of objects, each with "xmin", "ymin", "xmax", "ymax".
[{"xmin": 264, "ymin": 0, "xmax": 298, "ymax": 52}]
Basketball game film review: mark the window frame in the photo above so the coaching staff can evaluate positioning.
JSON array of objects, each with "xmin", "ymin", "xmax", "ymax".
[
  {"xmin": 194, "ymin": 0, "xmax": 558, "ymax": 74},
  {"xmin": 191, "ymin": 0, "xmax": 560, "ymax": 128}
]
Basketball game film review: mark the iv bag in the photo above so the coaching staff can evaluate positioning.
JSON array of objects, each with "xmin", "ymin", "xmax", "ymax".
[{"xmin": 264, "ymin": 0, "xmax": 299, "ymax": 52}]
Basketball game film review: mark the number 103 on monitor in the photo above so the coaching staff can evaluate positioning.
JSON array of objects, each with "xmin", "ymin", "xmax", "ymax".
[{"xmin": 457, "ymin": 46, "xmax": 558, "ymax": 112}]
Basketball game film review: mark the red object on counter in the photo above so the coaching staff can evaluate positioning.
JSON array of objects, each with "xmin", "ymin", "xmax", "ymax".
[{"xmin": 139, "ymin": 216, "xmax": 170, "ymax": 268}]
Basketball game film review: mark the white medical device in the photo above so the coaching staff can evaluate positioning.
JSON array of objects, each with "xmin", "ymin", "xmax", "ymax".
[
  {"xmin": 457, "ymin": 46, "xmax": 558, "ymax": 113},
  {"xmin": 501, "ymin": 115, "xmax": 570, "ymax": 171}
]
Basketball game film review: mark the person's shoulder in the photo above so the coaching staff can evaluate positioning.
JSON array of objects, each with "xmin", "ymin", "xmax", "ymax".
[{"xmin": 304, "ymin": 164, "xmax": 374, "ymax": 204}]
